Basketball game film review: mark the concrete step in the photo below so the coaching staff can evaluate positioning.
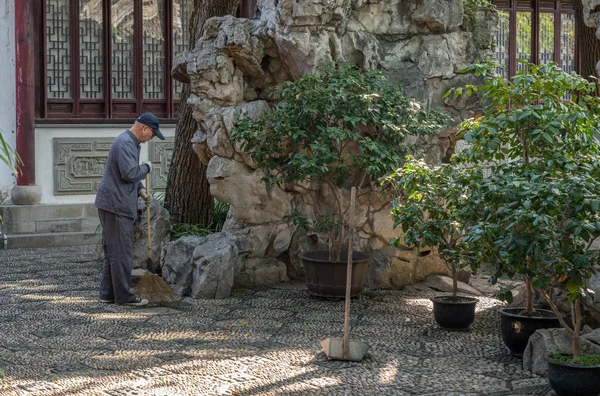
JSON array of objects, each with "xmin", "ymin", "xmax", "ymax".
[
  {"xmin": 5, "ymin": 231, "xmax": 102, "ymax": 249},
  {"xmin": 0, "ymin": 204, "xmax": 102, "ymax": 249},
  {"xmin": 0, "ymin": 204, "xmax": 99, "ymax": 235}
]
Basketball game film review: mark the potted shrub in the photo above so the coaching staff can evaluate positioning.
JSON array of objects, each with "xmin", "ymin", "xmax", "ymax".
[
  {"xmin": 232, "ymin": 62, "xmax": 448, "ymax": 298},
  {"xmin": 387, "ymin": 157, "xmax": 481, "ymax": 330},
  {"xmin": 530, "ymin": 168, "xmax": 600, "ymax": 396},
  {"xmin": 448, "ymin": 61, "xmax": 600, "ymax": 356}
]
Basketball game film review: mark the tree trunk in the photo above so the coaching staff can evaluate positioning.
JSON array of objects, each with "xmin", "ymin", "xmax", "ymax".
[
  {"xmin": 525, "ymin": 279, "xmax": 535, "ymax": 314},
  {"xmin": 576, "ymin": 0, "xmax": 600, "ymax": 95},
  {"xmin": 573, "ymin": 299, "xmax": 582, "ymax": 359},
  {"xmin": 452, "ymin": 265, "xmax": 457, "ymax": 297},
  {"xmin": 164, "ymin": 0, "xmax": 240, "ymax": 225}
]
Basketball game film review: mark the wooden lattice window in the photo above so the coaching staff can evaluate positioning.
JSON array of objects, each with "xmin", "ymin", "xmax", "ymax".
[
  {"xmin": 42, "ymin": 0, "xmax": 201, "ymax": 121},
  {"xmin": 39, "ymin": 0, "xmax": 258, "ymax": 122},
  {"xmin": 493, "ymin": 0, "xmax": 578, "ymax": 78}
]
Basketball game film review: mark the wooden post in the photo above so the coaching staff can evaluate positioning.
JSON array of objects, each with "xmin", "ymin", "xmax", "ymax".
[
  {"xmin": 342, "ymin": 187, "xmax": 356, "ymax": 360},
  {"xmin": 15, "ymin": 0, "xmax": 36, "ymax": 186}
]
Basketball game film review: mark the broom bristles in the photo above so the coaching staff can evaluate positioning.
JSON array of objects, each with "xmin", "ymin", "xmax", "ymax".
[{"xmin": 134, "ymin": 272, "xmax": 180, "ymax": 304}]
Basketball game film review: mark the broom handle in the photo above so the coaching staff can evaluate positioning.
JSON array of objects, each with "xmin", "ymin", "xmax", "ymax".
[
  {"xmin": 145, "ymin": 174, "xmax": 151, "ymax": 258},
  {"xmin": 343, "ymin": 187, "xmax": 356, "ymax": 360}
]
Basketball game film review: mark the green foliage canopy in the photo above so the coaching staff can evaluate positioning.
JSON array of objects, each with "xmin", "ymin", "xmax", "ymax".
[
  {"xmin": 233, "ymin": 62, "xmax": 448, "ymax": 187},
  {"xmin": 386, "ymin": 157, "xmax": 483, "ymax": 296},
  {"xmin": 232, "ymin": 62, "xmax": 448, "ymax": 259},
  {"xmin": 449, "ymin": 61, "xmax": 600, "ymax": 359}
]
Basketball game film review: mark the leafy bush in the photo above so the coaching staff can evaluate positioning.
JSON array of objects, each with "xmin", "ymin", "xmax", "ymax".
[
  {"xmin": 449, "ymin": 61, "xmax": 600, "ymax": 359},
  {"xmin": 232, "ymin": 62, "xmax": 448, "ymax": 260},
  {"xmin": 170, "ymin": 199, "xmax": 230, "ymax": 239},
  {"xmin": 211, "ymin": 199, "xmax": 230, "ymax": 233},
  {"xmin": 386, "ymin": 157, "xmax": 482, "ymax": 296},
  {"xmin": 171, "ymin": 222, "xmax": 212, "ymax": 239}
]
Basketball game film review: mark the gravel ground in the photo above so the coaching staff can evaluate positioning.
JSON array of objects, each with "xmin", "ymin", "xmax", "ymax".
[{"xmin": 0, "ymin": 246, "xmax": 553, "ymax": 395}]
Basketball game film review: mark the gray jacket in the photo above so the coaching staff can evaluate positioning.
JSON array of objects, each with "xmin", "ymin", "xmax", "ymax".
[{"xmin": 95, "ymin": 130, "xmax": 149, "ymax": 219}]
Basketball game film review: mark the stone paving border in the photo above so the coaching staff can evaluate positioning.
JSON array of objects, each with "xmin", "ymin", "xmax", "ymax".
[{"xmin": 0, "ymin": 246, "xmax": 554, "ymax": 395}]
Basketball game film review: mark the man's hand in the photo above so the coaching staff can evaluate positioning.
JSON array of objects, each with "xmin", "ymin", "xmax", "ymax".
[
  {"xmin": 139, "ymin": 188, "xmax": 152, "ymax": 205},
  {"xmin": 143, "ymin": 161, "xmax": 152, "ymax": 172}
]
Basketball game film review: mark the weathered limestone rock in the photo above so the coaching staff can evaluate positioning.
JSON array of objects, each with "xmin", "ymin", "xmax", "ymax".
[
  {"xmin": 367, "ymin": 251, "xmax": 416, "ymax": 288},
  {"xmin": 578, "ymin": 1, "xmax": 600, "ymax": 75},
  {"xmin": 183, "ymin": 40, "xmax": 245, "ymax": 106},
  {"xmin": 339, "ymin": 31, "xmax": 381, "ymax": 70},
  {"xmin": 236, "ymin": 257, "xmax": 289, "ymax": 286},
  {"xmin": 164, "ymin": 0, "xmax": 497, "ymax": 296},
  {"xmin": 209, "ymin": 16, "xmax": 266, "ymax": 78},
  {"xmin": 206, "ymin": 157, "xmax": 291, "ymax": 226},
  {"xmin": 161, "ymin": 236, "xmax": 202, "ymax": 296},
  {"xmin": 581, "ymin": 0, "xmax": 600, "ymax": 33},
  {"xmin": 523, "ymin": 328, "xmax": 600, "ymax": 376},
  {"xmin": 162, "ymin": 228, "xmax": 294, "ymax": 298},
  {"xmin": 277, "ymin": 0, "xmax": 348, "ymax": 28},
  {"xmin": 162, "ymin": 232, "xmax": 242, "ymax": 299},
  {"xmin": 132, "ymin": 200, "xmax": 171, "ymax": 271},
  {"xmin": 275, "ymin": 30, "xmax": 335, "ymax": 80},
  {"xmin": 509, "ymin": 284, "xmax": 600, "ymax": 328},
  {"xmin": 351, "ymin": 1, "xmax": 410, "ymax": 36},
  {"xmin": 206, "ymin": 101, "xmax": 271, "ymax": 168},
  {"xmin": 412, "ymin": 0, "xmax": 464, "ymax": 32},
  {"xmin": 287, "ymin": 230, "xmax": 320, "ymax": 280},
  {"xmin": 422, "ymin": 274, "xmax": 483, "ymax": 296}
]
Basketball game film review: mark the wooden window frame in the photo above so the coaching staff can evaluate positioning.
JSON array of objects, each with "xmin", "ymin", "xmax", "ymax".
[
  {"xmin": 493, "ymin": 0, "xmax": 579, "ymax": 77},
  {"xmin": 37, "ymin": 0, "xmax": 258, "ymax": 124}
]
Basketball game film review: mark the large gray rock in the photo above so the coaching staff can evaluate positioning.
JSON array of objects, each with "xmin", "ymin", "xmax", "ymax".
[
  {"xmin": 162, "ymin": 232, "xmax": 242, "ymax": 299},
  {"xmin": 523, "ymin": 328, "xmax": 600, "ymax": 377},
  {"xmin": 161, "ymin": 236, "xmax": 203, "ymax": 296},
  {"xmin": 132, "ymin": 200, "xmax": 171, "ymax": 271},
  {"xmin": 162, "ymin": 226, "xmax": 297, "ymax": 298}
]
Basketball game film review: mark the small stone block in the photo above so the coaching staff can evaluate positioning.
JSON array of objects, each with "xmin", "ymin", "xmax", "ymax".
[{"xmin": 134, "ymin": 307, "xmax": 182, "ymax": 316}]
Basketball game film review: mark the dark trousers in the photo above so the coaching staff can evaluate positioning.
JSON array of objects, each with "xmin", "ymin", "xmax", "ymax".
[{"xmin": 98, "ymin": 209, "xmax": 135, "ymax": 303}]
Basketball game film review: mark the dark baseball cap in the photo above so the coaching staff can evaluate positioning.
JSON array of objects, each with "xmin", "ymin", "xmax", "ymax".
[{"xmin": 136, "ymin": 113, "xmax": 165, "ymax": 140}]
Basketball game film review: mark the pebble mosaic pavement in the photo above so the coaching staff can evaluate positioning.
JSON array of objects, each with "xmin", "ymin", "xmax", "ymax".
[{"xmin": 0, "ymin": 246, "xmax": 555, "ymax": 395}]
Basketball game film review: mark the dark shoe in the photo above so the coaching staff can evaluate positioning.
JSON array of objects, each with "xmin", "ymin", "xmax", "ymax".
[
  {"xmin": 98, "ymin": 297, "xmax": 114, "ymax": 303},
  {"xmin": 119, "ymin": 297, "xmax": 148, "ymax": 307}
]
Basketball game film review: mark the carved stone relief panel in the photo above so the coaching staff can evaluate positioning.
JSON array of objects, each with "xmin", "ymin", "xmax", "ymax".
[
  {"xmin": 53, "ymin": 138, "xmax": 113, "ymax": 195},
  {"xmin": 53, "ymin": 137, "xmax": 174, "ymax": 195},
  {"xmin": 149, "ymin": 138, "xmax": 174, "ymax": 191}
]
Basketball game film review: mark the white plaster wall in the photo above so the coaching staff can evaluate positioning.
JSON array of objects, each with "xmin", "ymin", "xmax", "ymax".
[
  {"xmin": 0, "ymin": 0, "xmax": 16, "ymax": 202},
  {"xmin": 35, "ymin": 125, "xmax": 176, "ymax": 204}
]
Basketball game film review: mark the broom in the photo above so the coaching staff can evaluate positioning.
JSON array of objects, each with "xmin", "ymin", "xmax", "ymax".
[{"xmin": 133, "ymin": 174, "xmax": 180, "ymax": 305}]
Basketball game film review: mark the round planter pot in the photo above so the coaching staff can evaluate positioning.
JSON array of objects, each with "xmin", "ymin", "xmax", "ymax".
[
  {"xmin": 547, "ymin": 358, "xmax": 600, "ymax": 396},
  {"xmin": 300, "ymin": 250, "xmax": 370, "ymax": 299},
  {"xmin": 432, "ymin": 295, "xmax": 478, "ymax": 330},
  {"xmin": 499, "ymin": 308, "xmax": 560, "ymax": 357}
]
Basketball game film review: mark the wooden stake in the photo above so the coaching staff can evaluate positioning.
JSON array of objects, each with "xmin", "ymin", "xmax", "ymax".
[
  {"xmin": 145, "ymin": 174, "xmax": 152, "ymax": 262},
  {"xmin": 343, "ymin": 187, "xmax": 356, "ymax": 360}
]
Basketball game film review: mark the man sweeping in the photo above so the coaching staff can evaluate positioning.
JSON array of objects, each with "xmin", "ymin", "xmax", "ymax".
[{"xmin": 95, "ymin": 113, "xmax": 165, "ymax": 307}]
